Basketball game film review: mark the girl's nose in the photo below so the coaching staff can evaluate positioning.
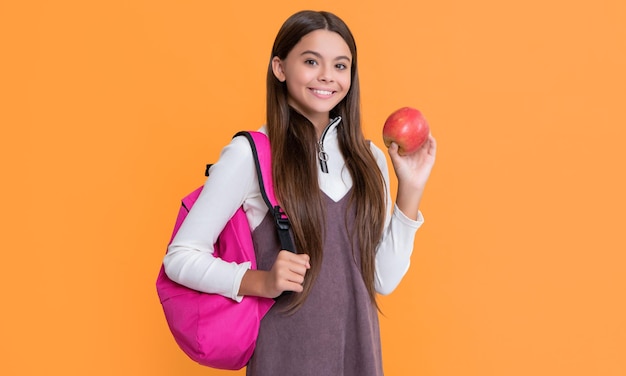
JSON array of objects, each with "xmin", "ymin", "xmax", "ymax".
[{"xmin": 318, "ymin": 66, "xmax": 334, "ymax": 82}]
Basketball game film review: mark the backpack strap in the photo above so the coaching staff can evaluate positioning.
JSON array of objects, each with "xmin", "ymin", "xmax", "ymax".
[{"xmin": 234, "ymin": 131, "xmax": 297, "ymax": 254}]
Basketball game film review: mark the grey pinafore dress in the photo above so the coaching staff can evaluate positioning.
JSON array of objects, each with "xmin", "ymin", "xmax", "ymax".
[{"xmin": 246, "ymin": 191, "xmax": 384, "ymax": 376}]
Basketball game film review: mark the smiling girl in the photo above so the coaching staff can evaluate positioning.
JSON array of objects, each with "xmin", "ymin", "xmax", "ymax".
[{"xmin": 164, "ymin": 10, "xmax": 436, "ymax": 375}]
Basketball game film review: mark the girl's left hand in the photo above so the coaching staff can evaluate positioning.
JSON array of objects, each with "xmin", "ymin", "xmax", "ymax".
[{"xmin": 387, "ymin": 134, "xmax": 437, "ymax": 190}]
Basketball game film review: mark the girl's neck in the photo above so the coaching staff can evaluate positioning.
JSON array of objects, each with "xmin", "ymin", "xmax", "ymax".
[
  {"xmin": 286, "ymin": 106, "xmax": 331, "ymax": 139},
  {"xmin": 313, "ymin": 118, "xmax": 331, "ymax": 138}
]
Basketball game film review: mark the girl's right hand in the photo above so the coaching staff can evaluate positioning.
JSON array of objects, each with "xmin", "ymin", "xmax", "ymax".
[
  {"xmin": 264, "ymin": 250, "xmax": 311, "ymax": 298},
  {"xmin": 238, "ymin": 250, "xmax": 310, "ymax": 299}
]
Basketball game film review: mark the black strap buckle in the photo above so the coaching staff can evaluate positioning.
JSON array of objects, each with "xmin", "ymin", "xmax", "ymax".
[
  {"xmin": 273, "ymin": 206, "xmax": 296, "ymax": 253},
  {"xmin": 273, "ymin": 206, "xmax": 290, "ymax": 230}
]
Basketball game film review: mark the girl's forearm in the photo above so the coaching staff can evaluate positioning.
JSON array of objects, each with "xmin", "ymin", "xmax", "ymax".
[
  {"xmin": 238, "ymin": 269, "xmax": 270, "ymax": 298},
  {"xmin": 395, "ymin": 183, "xmax": 424, "ymax": 221}
]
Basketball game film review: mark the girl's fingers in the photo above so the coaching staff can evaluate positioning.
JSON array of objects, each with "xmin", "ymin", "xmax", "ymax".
[
  {"xmin": 271, "ymin": 250, "xmax": 311, "ymax": 293},
  {"xmin": 278, "ymin": 250, "xmax": 311, "ymax": 268}
]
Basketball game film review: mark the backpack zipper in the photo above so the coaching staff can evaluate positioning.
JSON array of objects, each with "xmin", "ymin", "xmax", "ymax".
[{"xmin": 317, "ymin": 116, "xmax": 342, "ymax": 174}]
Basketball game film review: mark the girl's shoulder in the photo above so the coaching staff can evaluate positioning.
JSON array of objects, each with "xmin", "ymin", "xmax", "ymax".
[
  {"xmin": 209, "ymin": 127, "xmax": 267, "ymax": 176},
  {"xmin": 219, "ymin": 126, "xmax": 267, "ymax": 159},
  {"xmin": 368, "ymin": 140, "xmax": 387, "ymax": 166},
  {"xmin": 368, "ymin": 140, "xmax": 384, "ymax": 154}
]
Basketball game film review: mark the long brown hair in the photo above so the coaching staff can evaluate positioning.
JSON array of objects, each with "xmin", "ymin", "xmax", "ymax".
[{"xmin": 266, "ymin": 10, "xmax": 386, "ymax": 312}]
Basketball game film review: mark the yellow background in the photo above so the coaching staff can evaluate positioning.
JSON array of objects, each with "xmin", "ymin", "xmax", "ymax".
[{"xmin": 2, "ymin": 0, "xmax": 625, "ymax": 375}]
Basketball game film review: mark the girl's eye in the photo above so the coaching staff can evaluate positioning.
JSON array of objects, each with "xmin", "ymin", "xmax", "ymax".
[
  {"xmin": 336, "ymin": 63, "xmax": 348, "ymax": 70},
  {"xmin": 305, "ymin": 59, "xmax": 318, "ymax": 65}
]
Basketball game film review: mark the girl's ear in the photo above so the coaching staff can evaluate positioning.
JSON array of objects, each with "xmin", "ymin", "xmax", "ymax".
[{"xmin": 271, "ymin": 56, "xmax": 286, "ymax": 82}]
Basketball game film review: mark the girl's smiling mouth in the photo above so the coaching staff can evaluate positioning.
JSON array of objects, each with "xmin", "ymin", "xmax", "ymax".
[{"xmin": 309, "ymin": 88, "xmax": 336, "ymax": 97}]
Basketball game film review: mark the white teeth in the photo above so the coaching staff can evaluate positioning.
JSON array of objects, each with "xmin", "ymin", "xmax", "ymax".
[{"xmin": 312, "ymin": 89, "xmax": 333, "ymax": 95}]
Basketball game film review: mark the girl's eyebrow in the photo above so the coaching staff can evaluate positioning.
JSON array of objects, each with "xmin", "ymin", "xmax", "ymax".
[{"xmin": 301, "ymin": 50, "xmax": 351, "ymax": 62}]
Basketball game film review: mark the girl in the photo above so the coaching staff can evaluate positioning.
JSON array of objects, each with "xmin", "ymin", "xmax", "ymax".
[{"xmin": 164, "ymin": 10, "xmax": 436, "ymax": 376}]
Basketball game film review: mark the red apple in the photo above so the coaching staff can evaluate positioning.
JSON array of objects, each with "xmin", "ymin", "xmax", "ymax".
[{"xmin": 382, "ymin": 107, "xmax": 430, "ymax": 155}]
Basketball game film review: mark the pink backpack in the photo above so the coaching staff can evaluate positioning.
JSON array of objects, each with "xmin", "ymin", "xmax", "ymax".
[{"xmin": 156, "ymin": 131, "xmax": 294, "ymax": 369}]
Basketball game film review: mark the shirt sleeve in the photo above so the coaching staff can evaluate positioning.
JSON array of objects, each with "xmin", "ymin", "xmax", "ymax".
[
  {"xmin": 370, "ymin": 143, "xmax": 424, "ymax": 295},
  {"xmin": 163, "ymin": 135, "xmax": 258, "ymax": 302}
]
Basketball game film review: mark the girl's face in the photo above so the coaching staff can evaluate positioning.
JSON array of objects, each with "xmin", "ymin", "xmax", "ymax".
[{"xmin": 272, "ymin": 29, "xmax": 352, "ymax": 129}]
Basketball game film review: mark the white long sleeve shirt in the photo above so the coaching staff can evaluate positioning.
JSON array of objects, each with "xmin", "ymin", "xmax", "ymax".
[{"xmin": 164, "ymin": 121, "xmax": 423, "ymax": 302}]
